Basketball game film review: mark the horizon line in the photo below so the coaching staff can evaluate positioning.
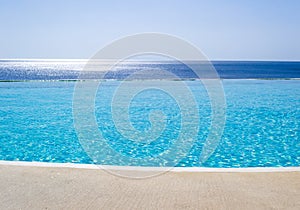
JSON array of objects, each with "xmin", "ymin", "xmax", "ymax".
[{"xmin": 0, "ymin": 58, "xmax": 300, "ymax": 62}]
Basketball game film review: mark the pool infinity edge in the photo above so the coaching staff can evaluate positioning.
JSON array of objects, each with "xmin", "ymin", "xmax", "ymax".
[{"xmin": 1, "ymin": 160, "xmax": 300, "ymax": 172}]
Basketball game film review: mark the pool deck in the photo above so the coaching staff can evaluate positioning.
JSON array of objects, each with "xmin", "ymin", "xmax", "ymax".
[{"xmin": 1, "ymin": 163, "xmax": 300, "ymax": 209}]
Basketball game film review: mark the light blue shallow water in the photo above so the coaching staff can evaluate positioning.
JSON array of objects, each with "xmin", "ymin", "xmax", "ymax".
[{"xmin": 0, "ymin": 80, "xmax": 299, "ymax": 167}]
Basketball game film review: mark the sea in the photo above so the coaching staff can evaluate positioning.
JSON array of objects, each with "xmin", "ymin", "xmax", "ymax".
[{"xmin": 0, "ymin": 60, "xmax": 299, "ymax": 167}]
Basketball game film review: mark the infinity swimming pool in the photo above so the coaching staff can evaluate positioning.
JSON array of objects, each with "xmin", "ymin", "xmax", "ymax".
[{"xmin": 0, "ymin": 79, "xmax": 299, "ymax": 167}]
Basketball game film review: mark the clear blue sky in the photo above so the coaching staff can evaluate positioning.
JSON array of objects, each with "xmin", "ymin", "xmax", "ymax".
[{"xmin": 0, "ymin": 0, "xmax": 299, "ymax": 60}]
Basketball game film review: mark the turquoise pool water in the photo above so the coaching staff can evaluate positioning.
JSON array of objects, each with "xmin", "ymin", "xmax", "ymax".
[{"xmin": 0, "ymin": 80, "xmax": 299, "ymax": 167}]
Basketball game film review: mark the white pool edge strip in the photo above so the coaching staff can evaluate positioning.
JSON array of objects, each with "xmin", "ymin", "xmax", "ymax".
[{"xmin": 1, "ymin": 160, "xmax": 300, "ymax": 172}]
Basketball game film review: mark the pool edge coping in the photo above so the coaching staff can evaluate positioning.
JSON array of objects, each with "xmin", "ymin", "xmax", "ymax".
[{"xmin": 1, "ymin": 160, "xmax": 300, "ymax": 172}]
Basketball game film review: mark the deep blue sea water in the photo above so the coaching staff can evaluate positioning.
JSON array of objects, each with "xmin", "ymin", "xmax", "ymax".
[
  {"xmin": 0, "ymin": 60, "xmax": 299, "ymax": 167},
  {"xmin": 0, "ymin": 60, "xmax": 300, "ymax": 80}
]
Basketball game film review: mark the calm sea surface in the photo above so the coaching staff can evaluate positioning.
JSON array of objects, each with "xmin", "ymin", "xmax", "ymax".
[{"xmin": 0, "ymin": 60, "xmax": 299, "ymax": 167}]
